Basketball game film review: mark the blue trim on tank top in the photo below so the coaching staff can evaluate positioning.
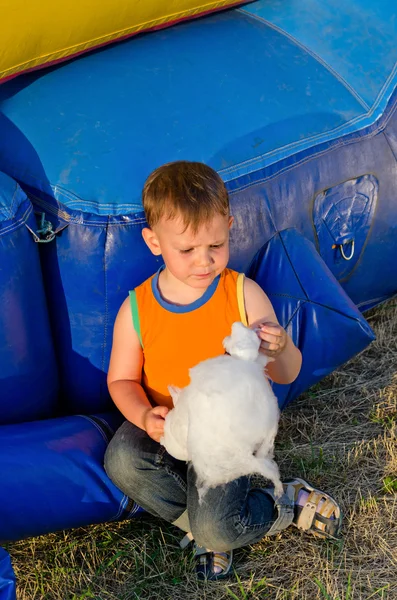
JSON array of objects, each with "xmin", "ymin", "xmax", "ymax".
[{"xmin": 151, "ymin": 265, "xmax": 220, "ymax": 313}]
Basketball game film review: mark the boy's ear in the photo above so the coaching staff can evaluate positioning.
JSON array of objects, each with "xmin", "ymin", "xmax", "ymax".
[
  {"xmin": 142, "ymin": 227, "xmax": 162, "ymax": 256},
  {"xmin": 228, "ymin": 215, "xmax": 234, "ymax": 229}
]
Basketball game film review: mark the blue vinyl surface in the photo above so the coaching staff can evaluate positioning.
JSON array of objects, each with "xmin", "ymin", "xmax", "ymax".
[
  {"xmin": 0, "ymin": 412, "xmax": 140, "ymax": 541},
  {"xmin": 0, "ymin": 548, "xmax": 16, "ymax": 600},
  {"xmin": 247, "ymin": 229, "xmax": 375, "ymax": 407},
  {"xmin": 246, "ymin": 0, "xmax": 397, "ymax": 110},
  {"xmin": 0, "ymin": 172, "xmax": 58, "ymax": 424},
  {"xmin": 0, "ymin": 2, "xmax": 395, "ymax": 212}
]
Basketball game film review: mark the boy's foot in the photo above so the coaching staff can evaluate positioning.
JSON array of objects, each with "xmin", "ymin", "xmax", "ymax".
[
  {"xmin": 287, "ymin": 478, "xmax": 342, "ymax": 539},
  {"xmin": 266, "ymin": 478, "xmax": 342, "ymax": 539},
  {"xmin": 194, "ymin": 545, "xmax": 233, "ymax": 581}
]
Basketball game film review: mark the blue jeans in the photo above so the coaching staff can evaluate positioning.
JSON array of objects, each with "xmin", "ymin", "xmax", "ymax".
[{"xmin": 104, "ymin": 421, "xmax": 277, "ymax": 551}]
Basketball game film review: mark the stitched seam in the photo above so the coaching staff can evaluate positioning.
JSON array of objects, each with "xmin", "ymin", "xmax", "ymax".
[
  {"xmin": 227, "ymin": 114, "xmax": 393, "ymax": 196},
  {"xmin": 94, "ymin": 415, "xmax": 116, "ymax": 436},
  {"xmin": 220, "ymin": 107, "xmax": 378, "ymax": 177},
  {"xmin": 238, "ymin": 9, "xmax": 370, "ymax": 111},
  {"xmin": 237, "ymin": 482, "xmax": 275, "ymax": 530},
  {"xmin": 277, "ymin": 232, "xmax": 308, "ymax": 301},
  {"xmin": 238, "ymin": 519, "xmax": 275, "ymax": 532},
  {"xmin": 289, "ymin": 295, "xmax": 374, "ymax": 323},
  {"xmin": 164, "ymin": 466, "xmax": 188, "ymax": 493},
  {"xmin": 357, "ymin": 294, "xmax": 395, "ymax": 309},
  {"xmin": 220, "ymin": 62, "xmax": 397, "ymax": 178},
  {"xmin": 53, "ymin": 184, "xmax": 142, "ymax": 211},
  {"xmin": 219, "ymin": 109, "xmax": 373, "ymax": 175},
  {"xmin": 111, "ymin": 495, "xmax": 128, "ymax": 521},
  {"xmin": 102, "ymin": 218, "xmax": 109, "ymax": 379},
  {"xmin": 12, "ymin": 82, "xmax": 395, "ymax": 216},
  {"xmin": 127, "ymin": 502, "xmax": 142, "ymax": 517},
  {"xmin": 251, "ymin": 232, "xmax": 373, "ymax": 322},
  {"xmin": 368, "ymin": 60, "xmax": 397, "ymax": 116},
  {"xmin": 30, "ymin": 193, "xmax": 146, "ymax": 226},
  {"xmin": 382, "ymin": 130, "xmax": 397, "ymax": 161},
  {"xmin": 78, "ymin": 415, "xmax": 108, "ymax": 444},
  {"xmin": 47, "ymin": 186, "xmax": 143, "ymax": 218},
  {"xmin": 284, "ymin": 301, "xmax": 304, "ymax": 328},
  {"xmin": 12, "ymin": 86, "xmax": 396, "ymax": 213},
  {"xmin": 2, "ymin": 182, "xmax": 19, "ymax": 220},
  {"xmin": 65, "ymin": 201, "xmax": 143, "ymax": 210},
  {"xmin": 267, "ymin": 270, "xmax": 372, "ymax": 323},
  {"xmin": 268, "ymin": 293, "xmax": 307, "ymax": 301},
  {"xmin": 10, "ymin": 185, "xmax": 21, "ymax": 217},
  {"xmin": 29, "ymin": 194, "xmax": 71, "ymax": 222},
  {"xmin": 0, "ymin": 204, "xmax": 33, "ymax": 236}
]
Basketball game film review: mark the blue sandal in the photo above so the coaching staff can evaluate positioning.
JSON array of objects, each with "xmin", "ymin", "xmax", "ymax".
[{"xmin": 194, "ymin": 546, "xmax": 233, "ymax": 581}]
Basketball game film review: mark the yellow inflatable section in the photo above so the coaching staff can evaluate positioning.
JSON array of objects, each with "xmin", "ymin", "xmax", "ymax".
[{"xmin": 0, "ymin": 0, "xmax": 244, "ymax": 83}]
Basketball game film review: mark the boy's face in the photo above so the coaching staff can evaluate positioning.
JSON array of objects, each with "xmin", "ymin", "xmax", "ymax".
[{"xmin": 143, "ymin": 213, "xmax": 233, "ymax": 289}]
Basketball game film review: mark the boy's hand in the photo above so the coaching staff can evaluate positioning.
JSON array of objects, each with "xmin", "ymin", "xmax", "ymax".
[
  {"xmin": 256, "ymin": 322, "xmax": 287, "ymax": 358},
  {"xmin": 143, "ymin": 406, "xmax": 169, "ymax": 442}
]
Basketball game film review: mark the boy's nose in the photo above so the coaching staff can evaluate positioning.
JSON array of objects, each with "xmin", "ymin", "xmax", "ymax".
[{"xmin": 195, "ymin": 249, "xmax": 213, "ymax": 267}]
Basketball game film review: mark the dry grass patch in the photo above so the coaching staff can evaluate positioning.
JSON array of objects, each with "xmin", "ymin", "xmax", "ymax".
[{"xmin": 6, "ymin": 301, "xmax": 397, "ymax": 599}]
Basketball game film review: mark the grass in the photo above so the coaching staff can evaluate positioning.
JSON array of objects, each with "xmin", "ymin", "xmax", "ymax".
[{"xmin": 5, "ymin": 300, "xmax": 397, "ymax": 599}]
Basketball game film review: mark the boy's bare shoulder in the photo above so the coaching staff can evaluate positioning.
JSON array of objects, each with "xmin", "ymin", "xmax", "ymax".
[
  {"xmin": 111, "ymin": 296, "xmax": 142, "ymax": 355},
  {"xmin": 243, "ymin": 276, "xmax": 279, "ymax": 326},
  {"xmin": 114, "ymin": 296, "xmax": 140, "ymax": 343},
  {"xmin": 108, "ymin": 296, "xmax": 142, "ymax": 384},
  {"xmin": 117, "ymin": 295, "xmax": 133, "ymax": 320},
  {"xmin": 243, "ymin": 276, "xmax": 271, "ymax": 303}
]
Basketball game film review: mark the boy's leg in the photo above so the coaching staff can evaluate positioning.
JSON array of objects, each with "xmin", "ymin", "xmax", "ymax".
[
  {"xmin": 104, "ymin": 421, "xmax": 189, "ymax": 528},
  {"xmin": 187, "ymin": 465, "xmax": 282, "ymax": 552},
  {"xmin": 187, "ymin": 466, "xmax": 342, "ymax": 552}
]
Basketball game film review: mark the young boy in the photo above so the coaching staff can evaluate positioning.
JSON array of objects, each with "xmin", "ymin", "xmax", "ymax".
[{"xmin": 105, "ymin": 161, "xmax": 342, "ymax": 580}]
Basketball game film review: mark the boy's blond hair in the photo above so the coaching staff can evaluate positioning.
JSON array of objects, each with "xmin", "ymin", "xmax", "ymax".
[{"xmin": 142, "ymin": 161, "xmax": 229, "ymax": 233}]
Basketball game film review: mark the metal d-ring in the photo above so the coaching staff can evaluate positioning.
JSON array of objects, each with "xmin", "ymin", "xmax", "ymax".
[{"xmin": 339, "ymin": 239, "xmax": 355, "ymax": 260}]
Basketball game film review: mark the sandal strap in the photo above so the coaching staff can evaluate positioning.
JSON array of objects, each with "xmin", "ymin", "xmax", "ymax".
[
  {"xmin": 180, "ymin": 531, "xmax": 194, "ymax": 549},
  {"xmin": 264, "ymin": 479, "xmax": 342, "ymax": 539},
  {"xmin": 285, "ymin": 479, "xmax": 342, "ymax": 538},
  {"xmin": 194, "ymin": 544, "xmax": 212, "ymax": 556},
  {"xmin": 195, "ymin": 547, "xmax": 233, "ymax": 580},
  {"xmin": 213, "ymin": 551, "xmax": 232, "ymax": 573},
  {"xmin": 295, "ymin": 495, "xmax": 319, "ymax": 531},
  {"xmin": 265, "ymin": 491, "xmax": 295, "ymax": 536},
  {"xmin": 319, "ymin": 497, "xmax": 340, "ymax": 519}
]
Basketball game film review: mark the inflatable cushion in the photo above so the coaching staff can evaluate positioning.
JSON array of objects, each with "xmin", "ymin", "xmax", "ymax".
[
  {"xmin": 247, "ymin": 229, "xmax": 375, "ymax": 408},
  {"xmin": 0, "ymin": 0, "xmax": 245, "ymax": 83},
  {"xmin": 0, "ymin": 172, "xmax": 58, "ymax": 424},
  {"xmin": 0, "ymin": 548, "xmax": 16, "ymax": 600},
  {"xmin": 0, "ymin": 412, "xmax": 138, "ymax": 541}
]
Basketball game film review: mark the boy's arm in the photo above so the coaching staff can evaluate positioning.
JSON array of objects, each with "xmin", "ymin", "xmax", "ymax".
[
  {"xmin": 244, "ymin": 277, "xmax": 302, "ymax": 384},
  {"xmin": 107, "ymin": 298, "xmax": 168, "ymax": 441}
]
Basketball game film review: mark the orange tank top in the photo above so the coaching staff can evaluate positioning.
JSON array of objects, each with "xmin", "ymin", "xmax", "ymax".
[{"xmin": 130, "ymin": 267, "xmax": 247, "ymax": 408}]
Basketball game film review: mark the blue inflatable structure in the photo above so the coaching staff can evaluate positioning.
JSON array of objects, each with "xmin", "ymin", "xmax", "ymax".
[
  {"xmin": 0, "ymin": 548, "xmax": 15, "ymax": 600},
  {"xmin": 1, "ymin": 1, "xmax": 396, "ymax": 594}
]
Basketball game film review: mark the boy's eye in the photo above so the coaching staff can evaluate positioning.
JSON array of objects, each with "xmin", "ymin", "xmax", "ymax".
[{"xmin": 179, "ymin": 243, "xmax": 224, "ymax": 254}]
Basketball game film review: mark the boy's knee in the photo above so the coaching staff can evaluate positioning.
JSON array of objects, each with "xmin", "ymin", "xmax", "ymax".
[{"xmin": 190, "ymin": 510, "xmax": 240, "ymax": 552}]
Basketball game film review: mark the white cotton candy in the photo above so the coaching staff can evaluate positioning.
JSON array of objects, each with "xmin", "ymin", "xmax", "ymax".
[{"xmin": 161, "ymin": 322, "xmax": 283, "ymax": 502}]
